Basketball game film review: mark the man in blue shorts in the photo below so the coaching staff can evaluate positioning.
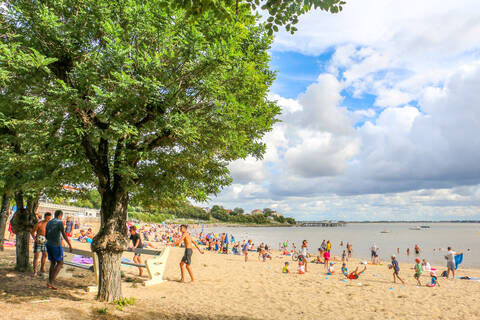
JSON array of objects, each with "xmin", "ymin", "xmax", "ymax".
[{"xmin": 45, "ymin": 210, "xmax": 72, "ymax": 290}]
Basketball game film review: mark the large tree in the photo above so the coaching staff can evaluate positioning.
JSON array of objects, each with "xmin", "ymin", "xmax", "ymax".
[
  {"xmin": 0, "ymin": 39, "xmax": 62, "ymax": 269},
  {"xmin": 4, "ymin": 0, "xmax": 344, "ymax": 301},
  {"xmin": 5, "ymin": 1, "xmax": 279, "ymax": 300},
  {"xmin": 0, "ymin": 34, "xmax": 81, "ymax": 268}
]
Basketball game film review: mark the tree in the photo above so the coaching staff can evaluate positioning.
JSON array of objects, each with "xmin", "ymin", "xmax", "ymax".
[
  {"xmin": 286, "ymin": 217, "xmax": 296, "ymax": 225},
  {"xmin": 263, "ymin": 208, "xmax": 274, "ymax": 216},
  {"xmin": 0, "ymin": 193, "xmax": 11, "ymax": 251},
  {"xmin": 232, "ymin": 207, "xmax": 244, "ymax": 216},
  {"xmin": 0, "ymin": 40, "xmax": 64, "ymax": 269},
  {"xmin": 176, "ymin": 0, "xmax": 346, "ymax": 35},
  {"xmin": 5, "ymin": 0, "xmax": 344, "ymax": 301},
  {"xmin": 211, "ymin": 205, "xmax": 229, "ymax": 221},
  {"xmin": 273, "ymin": 215, "xmax": 285, "ymax": 223},
  {"xmin": 4, "ymin": 0, "xmax": 281, "ymax": 300}
]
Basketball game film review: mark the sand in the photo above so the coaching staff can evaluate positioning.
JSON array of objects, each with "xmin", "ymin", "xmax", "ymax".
[{"xmin": 1, "ymin": 244, "xmax": 480, "ymax": 320}]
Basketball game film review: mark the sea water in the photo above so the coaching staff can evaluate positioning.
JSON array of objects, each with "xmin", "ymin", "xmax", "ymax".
[{"xmin": 204, "ymin": 223, "xmax": 480, "ymax": 268}]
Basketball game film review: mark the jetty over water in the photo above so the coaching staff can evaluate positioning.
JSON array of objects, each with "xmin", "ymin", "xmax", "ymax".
[{"xmin": 296, "ymin": 220, "xmax": 346, "ymax": 227}]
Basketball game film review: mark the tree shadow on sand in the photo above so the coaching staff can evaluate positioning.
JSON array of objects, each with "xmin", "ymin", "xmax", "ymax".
[
  {"xmin": 0, "ymin": 263, "xmax": 94, "ymax": 303},
  {"xmin": 85, "ymin": 308, "xmax": 259, "ymax": 320}
]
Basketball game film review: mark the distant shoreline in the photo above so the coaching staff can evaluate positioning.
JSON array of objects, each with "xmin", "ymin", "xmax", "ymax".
[
  {"xmin": 202, "ymin": 220, "xmax": 480, "ymax": 228},
  {"xmin": 344, "ymin": 220, "xmax": 480, "ymax": 223}
]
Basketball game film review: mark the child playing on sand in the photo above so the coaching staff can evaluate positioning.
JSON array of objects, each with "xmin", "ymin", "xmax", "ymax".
[
  {"xmin": 300, "ymin": 240, "xmax": 309, "ymax": 272},
  {"xmin": 390, "ymin": 255, "xmax": 405, "ymax": 284},
  {"xmin": 323, "ymin": 250, "xmax": 331, "ymax": 270},
  {"xmin": 283, "ymin": 262, "xmax": 290, "ymax": 273},
  {"xmin": 427, "ymin": 271, "xmax": 440, "ymax": 287},
  {"xmin": 77, "ymin": 230, "xmax": 87, "ymax": 242},
  {"xmin": 258, "ymin": 249, "xmax": 272, "ymax": 262},
  {"xmin": 346, "ymin": 265, "xmax": 367, "ymax": 280},
  {"xmin": 414, "ymin": 257, "xmax": 422, "ymax": 286},
  {"xmin": 327, "ymin": 262, "xmax": 335, "ymax": 275},
  {"xmin": 421, "ymin": 259, "xmax": 431, "ymax": 271},
  {"xmin": 173, "ymin": 224, "xmax": 204, "ymax": 283},
  {"xmin": 341, "ymin": 263, "xmax": 348, "ymax": 277},
  {"xmin": 298, "ymin": 261, "xmax": 305, "ymax": 274}
]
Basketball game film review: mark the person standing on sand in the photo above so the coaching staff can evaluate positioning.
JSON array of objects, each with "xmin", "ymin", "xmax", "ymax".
[
  {"xmin": 390, "ymin": 255, "xmax": 405, "ymax": 285},
  {"xmin": 174, "ymin": 224, "xmax": 204, "ymax": 283},
  {"xmin": 31, "ymin": 212, "xmax": 52, "ymax": 277},
  {"xmin": 347, "ymin": 243, "xmax": 353, "ymax": 259},
  {"xmin": 45, "ymin": 210, "xmax": 72, "ymax": 290},
  {"xmin": 414, "ymin": 258, "xmax": 422, "ymax": 286},
  {"xmin": 446, "ymin": 246, "xmax": 456, "ymax": 279},
  {"xmin": 64, "ymin": 216, "xmax": 74, "ymax": 238},
  {"xmin": 300, "ymin": 240, "xmax": 309, "ymax": 272},
  {"xmin": 242, "ymin": 240, "xmax": 252, "ymax": 262},
  {"xmin": 129, "ymin": 226, "xmax": 144, "ymax": 277}
]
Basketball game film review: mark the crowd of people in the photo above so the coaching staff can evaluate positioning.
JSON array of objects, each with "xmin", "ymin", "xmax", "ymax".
[{"xmin": 4, "ymin": 209, "xmax": 468, "ymax": 289}]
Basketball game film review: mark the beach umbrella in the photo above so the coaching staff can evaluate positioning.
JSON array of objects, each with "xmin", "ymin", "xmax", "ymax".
[{"xmin": 225, "ymin": 233, "xmax": 229, "ymax": 244}]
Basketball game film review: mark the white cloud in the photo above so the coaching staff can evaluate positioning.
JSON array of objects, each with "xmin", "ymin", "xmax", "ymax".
[
  {"xmin": 273, "ymin": 0, "xmax": 480, "ymax": 109},
  {"xmin": 208, "ymin": 1, "xmax": 480, "ymax": 220}
]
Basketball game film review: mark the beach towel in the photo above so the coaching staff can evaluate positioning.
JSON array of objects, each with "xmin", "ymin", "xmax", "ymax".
[
  {"xmin": 72, "ymin": 255, "xmax": 94, "ymax": 265},
  {"xmin": 455, "ymin": 253, "xmax": 463, "ymax": 270},
  {"xmin": 3, "ymin": 241, "xmax": 15, "ymax": 247}
]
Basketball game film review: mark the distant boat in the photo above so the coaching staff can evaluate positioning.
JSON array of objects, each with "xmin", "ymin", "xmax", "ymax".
[
  {"xmin": 409, "ymin": 226, "xmax": 422, "ymax": 230},
  {"xmin": 380, "ymin": 230, "xmax": 391, "ymax": 233},
  {"xmin": 420, "ymin": 226, "xmax": 430, "ymax": 228}
]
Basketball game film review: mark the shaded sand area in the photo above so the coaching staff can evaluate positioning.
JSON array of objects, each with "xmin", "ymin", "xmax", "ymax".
[{"xmin": 1, "ymin": 246, "xmax": 480, "ymax": 320}]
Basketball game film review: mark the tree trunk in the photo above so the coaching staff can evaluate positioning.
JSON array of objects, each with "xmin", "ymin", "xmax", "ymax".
[
  {"xmin": 92, "ymin": 189, "xmax": 129, "ymax": 302},
  {"xmin": 96, "ymin": 250, "xmax": 122, "ymax": 301},
  {"xmin": 15, "ymin": 231, "xmax": 30, "ymax": 271},
  {"xmin": 11, "ymin": 191, "xmax": 38, "ymax": 272},
  {"xmin": 0, "ymin": 193, "xmax": 11, "ymax": 251}
]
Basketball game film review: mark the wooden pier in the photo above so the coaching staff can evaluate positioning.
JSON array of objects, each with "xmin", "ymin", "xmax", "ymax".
[{"xmin": 296, "ymin": 221, "xmax": 346, "ymax": 227}]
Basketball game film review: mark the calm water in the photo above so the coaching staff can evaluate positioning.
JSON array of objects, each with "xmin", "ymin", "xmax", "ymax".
[{"xmin": 205, "ymin": 223, "xmax": 480, "ymax": 268}]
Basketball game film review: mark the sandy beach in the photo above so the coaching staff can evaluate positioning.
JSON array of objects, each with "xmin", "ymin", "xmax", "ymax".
[{"xmin": 1, "ymin": 243, "xmax": 480, "ymax": 320}]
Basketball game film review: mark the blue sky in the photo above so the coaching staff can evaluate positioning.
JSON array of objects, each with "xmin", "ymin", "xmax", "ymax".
[
  {"xmin": 207, "ymin": 0, "xmax": 480, "ymax": 221},
  {"xmin": 271, "ymin": 50, "xmax": 334, "ymax": 99}
]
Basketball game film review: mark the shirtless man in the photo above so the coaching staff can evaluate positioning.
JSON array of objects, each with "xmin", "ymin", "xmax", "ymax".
[
  {"xmin": 31, "ymin": 212, "xmax": 52, "ymax": 276},
  {"xmin": 173, "ymin": 224, "xmax": 204, "ymax": 283}
]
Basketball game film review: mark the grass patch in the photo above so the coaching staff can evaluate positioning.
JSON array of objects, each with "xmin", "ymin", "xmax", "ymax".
[
  {"xmin": 96, "ymin": 306, "xmax": 108, "ymax": 315},
  {"xmin": 112, "ymin": 297, "xmax": 135, "ymax": 311}
]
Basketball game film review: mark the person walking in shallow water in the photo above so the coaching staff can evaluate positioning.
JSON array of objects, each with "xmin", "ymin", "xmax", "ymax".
[{"xmin": 174, "ymin": 224, "xmax": 204, "ymax": 283}]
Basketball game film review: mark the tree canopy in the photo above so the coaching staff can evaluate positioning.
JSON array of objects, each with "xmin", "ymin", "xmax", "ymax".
[{"xmin": 2, "ymin": 0, "xmax": 343, "ymax": 301}]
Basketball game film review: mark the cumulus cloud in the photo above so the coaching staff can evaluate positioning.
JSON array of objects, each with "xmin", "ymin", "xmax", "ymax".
[{"xmin": 207, "ymin": 1, "xmax": 480, "ymax": 220}]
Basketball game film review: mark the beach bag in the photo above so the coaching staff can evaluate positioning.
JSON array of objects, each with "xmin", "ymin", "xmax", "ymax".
[{"xmin": 441, "ymin": 270, "xmax": 448, "ymax": 278}]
